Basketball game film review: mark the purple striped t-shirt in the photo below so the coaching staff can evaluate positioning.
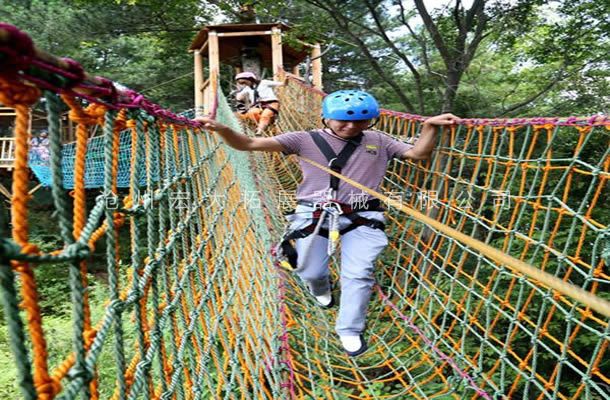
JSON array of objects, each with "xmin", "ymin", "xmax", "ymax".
[{"xmin": 273, "ymin": 129, "xmax": 413, "ymax": 204}]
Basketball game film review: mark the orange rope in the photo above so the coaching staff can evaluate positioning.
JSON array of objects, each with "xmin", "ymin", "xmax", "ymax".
[{"xmin": 1, "ymin": 77, "xmax": 61, "ymax": 398}]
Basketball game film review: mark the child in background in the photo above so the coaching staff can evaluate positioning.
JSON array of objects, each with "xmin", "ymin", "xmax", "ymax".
[{"xmin": 234, "ymin": 71, "xmax": 284, "ymax": 136}]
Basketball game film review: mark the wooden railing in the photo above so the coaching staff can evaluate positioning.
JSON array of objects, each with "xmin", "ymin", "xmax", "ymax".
[{"xmin": 0, "ymin": 137, "xmax": 15, "ymax": 169}]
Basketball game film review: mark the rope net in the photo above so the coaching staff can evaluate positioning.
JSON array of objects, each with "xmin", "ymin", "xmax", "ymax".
[
  {"xmin": 247, "ymin": 76, "xmax": 610, "ymax": 399},
  {"xmin": 1, "ymin": 23, "xmax": 609, "ymax": 400},
  {"xmin": 0, "ymin": 22, "xmax": 292, "ymax": 396}
]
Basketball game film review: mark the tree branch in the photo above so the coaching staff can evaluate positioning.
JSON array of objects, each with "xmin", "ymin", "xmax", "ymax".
[
  {"xmin": 499, "ymin": 69, "xmax": 566, "ymax": 116},
  {"xmin": 413, "ymin": 0, "xmax": 451, "ymax": 64},
  {"xmin": 92, "ymin": 28, "xmax": 200, "ymax": 35},
  {"xmin": 465, "ymin": 0, "xmax": 486, "ymax": 31},
  {"xmin": 305, "ymin": 0, "xmax": 415, "ymax": 111},
  {"xmin": 307, "ymin": 0, "xmax": 387, "ymax": 38},
  {"xmin": 500, "ymin": 80, "xmax": 523, "ymax": 111},
  {"xmin": 365, "ymin": 0, "xmax": 425, "ymax": 112},
  {"xmin": 396, "ymin": 0, "xmax": 443, "ymax": 100},
  {"xmin": 464, "ymin": 27, "xmax": 489, "ymax": 69},
  {"xmin": 453, "ymin": 0, "xmax": 464, "ymax": 36}
]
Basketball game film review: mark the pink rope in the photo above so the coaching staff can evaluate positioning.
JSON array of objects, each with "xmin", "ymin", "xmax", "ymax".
[
  {"xmin": 276, "ymin": 269, "xmax": 296, "ymax": 399},
  {"xmin": 376, "ymin": 286, "xmax": 493, "ymax": 399},
  {"xmin": 285, "ymin": 74, "xmax": 608, "ymax": 127},
  {"xmin": 0, "ymin": 23, "xmax": 207, "ymax": 128}
]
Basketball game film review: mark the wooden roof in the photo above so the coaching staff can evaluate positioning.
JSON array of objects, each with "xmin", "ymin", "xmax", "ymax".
[{"xmin": 188, "ymin": 23, "xmax": 311, "ymax": 69}]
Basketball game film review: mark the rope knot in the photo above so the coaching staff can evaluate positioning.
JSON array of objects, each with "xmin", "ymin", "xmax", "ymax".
[
  {"xmin": 123, "ymin": 194, "xmax": 134, "ymax": 209},
  {"xmin": 67, "ymin": 108, "xmax": 95, "ymax": 126},
  {"xmin": 60, "ymin": 57, "xmax": 85, "ymax": 88},
  {"xmin": 67, "ymin": 103, "xmax": 106, "ymax": 126},
  {"xmin": 67, "ymin": 364, "xmax": 93, "ymax": 383},
  {"xmin": 83, "ymin": 328, "xmax": 97, "ymax": 346},
  {"xmin": 69, "ymin": 241, "xmax": 92, "ymax": 260},
  {"xmin": 85, "ymin": 103, "xmax": 107, "ymax": 120},
  {"xmin": 113, "ymin": 212, "xmax": 126, "ymax": 227},
  {"xmin": 21, "ymin": 242, "xmax": 40, "ymax": 255},
  {"xmin": 0, "ymin": 238, "xmax": 25, "ymax": 261},
  {"xmin": 0, "ymin": 77, "xmax": 41, "ymax": 107},
  {"xmin": 34, "ymin": 377, "xmax": 62, "ymax": 399},
  {"xmin": 63, "ymin": 95, "xmax": 105, "ymax": 125},
  {"xmin": 113, "ymin": 109, "xmax": 128, "ymax": 131}
]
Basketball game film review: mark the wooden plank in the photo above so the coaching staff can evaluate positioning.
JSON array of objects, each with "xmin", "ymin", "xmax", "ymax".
[
  {"xmin": 271, "ymin": 27, "xmax": 284, "ymax": 80},
  {"xmin": 207, "ymin": 31, "xmax": 220, "ymax": 114},
  {"xmin": 68, "ymin": 116, "xmax": 74, "ymax": 142},
  {"xmin": 312, "ymin": 43, "xmax": 323, "ymax": 90},
  {"xmin": 295, "ymin": 39, "xmax": 316, "ymax": 48},
  {"xmin": 203, "ymin": 86, "xmax": 209, "ymax": 114},
  {"xmin": 199, "ymin": 39, "xmax": 209, "ymax": 53},
  {"xmin": 217, "ymin": 30, "xmax": 272, "ymax": 38},
  {"xmin": 28, "ymin": 183, "xmax": 42, "ymax": 196},
  {"xmin": 0, "ymin": 138, "xmax": 14, "ymax": 161},
  {"xmin": 194, "ymin": 50, "xmax": 204, "ymax": 117}
]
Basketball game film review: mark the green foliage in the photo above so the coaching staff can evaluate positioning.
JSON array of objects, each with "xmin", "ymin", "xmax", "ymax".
[
  {"xmin": 1, "ymin": 0, "xmax": 213, "ymax": 111},
  {"xmin": 0, "ymin": 274, "xmax": 122, "ymax": 398},
  {"xmin": 242, "ymin": 0, "xmax": 608, "ymax": 116}
]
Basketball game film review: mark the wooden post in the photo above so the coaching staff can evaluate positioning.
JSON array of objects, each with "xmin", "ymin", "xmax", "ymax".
[
  {"xmin": 271, "ymin": 27, "xmax": 283, "ymax": 80},
  {"xmin": 312, "ymin": 43, "xmax": 323, "ymax": 90},
  {"xmin": 68, "ymin": 115, "xmax": 74, "ymax": 142},
  {"xmin": 194, "ymin": 50, "xmax": 204, "ymax": 117},
  {"xmin": 207, "ymin": 30, "xmax": 220, "ymax": 114},
  {"xmin": 292, "ymin": 66, "xmax": 301, "ymax": 77}
]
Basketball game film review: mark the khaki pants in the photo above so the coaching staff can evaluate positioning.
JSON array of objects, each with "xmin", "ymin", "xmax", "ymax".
[{"xmin": 238, "ymin": 101, "xmax": 280, "ymax": 131}]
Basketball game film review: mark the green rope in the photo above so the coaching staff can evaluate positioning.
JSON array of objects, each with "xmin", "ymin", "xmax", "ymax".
[
  {"xmin": 0, "ymin": 263, "xmax": 36, "ymax": 400},
  {"xmin": 102, "ymin": 108, "xmax": 127, "ymax": 400}
]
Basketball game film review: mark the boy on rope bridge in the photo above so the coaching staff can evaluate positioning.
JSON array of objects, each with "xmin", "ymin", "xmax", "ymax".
[
  {"xmin": 233, "ymin": 71, "xmax": 285, "ymax": 136},
  {"xmin": 196, "ymin": 90, "xmax": 460, "ymax": 357}
]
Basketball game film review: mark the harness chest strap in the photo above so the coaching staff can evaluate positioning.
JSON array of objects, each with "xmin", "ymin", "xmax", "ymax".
[{"xmin": 309, "ymin": 130, "xmax": 362, "ymax": 192}]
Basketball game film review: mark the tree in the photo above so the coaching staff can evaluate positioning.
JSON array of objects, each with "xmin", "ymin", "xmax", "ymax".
[
  {"xmin": 1, "ymin": 0, "xmax": 212, "ymax": 111},
  {"xmin": 233, "ymin": 0, "xmax": 607, "ymax": 116},
  {"xmin": 4, "ymin": 0, "xmax": 607, "ymax": 116}
]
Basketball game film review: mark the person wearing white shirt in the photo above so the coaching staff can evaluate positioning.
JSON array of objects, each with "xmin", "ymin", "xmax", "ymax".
[{"xmin": 234, "ymin": 71, "xmax": 285, "ymax": 136}]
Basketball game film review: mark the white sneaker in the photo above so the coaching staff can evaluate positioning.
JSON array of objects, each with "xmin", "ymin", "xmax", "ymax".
[
  {"xmin": 340, "ymin": 335, "xmax": 362, "ymax": 352},
  {"xmin": 340, "ymin": 334, "xmax": 368, "ymax": 357},
  {"xmin": 314, "ymin": 291, "xmax": 333, "ymax": 307}
]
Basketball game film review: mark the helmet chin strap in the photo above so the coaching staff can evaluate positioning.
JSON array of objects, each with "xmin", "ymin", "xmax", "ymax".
[
  {"xmin": 321, "ymin": 118, "xmax": 342, "ymax": 137},
  {"xmin": 367, "ymin": 118, "xmax": 379, "ymax": 129}
]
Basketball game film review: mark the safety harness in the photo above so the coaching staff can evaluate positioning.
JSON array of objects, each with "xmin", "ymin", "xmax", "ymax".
[{"xmin": 272, "ymin": 130, "xmax": 386, "ymax": 271}]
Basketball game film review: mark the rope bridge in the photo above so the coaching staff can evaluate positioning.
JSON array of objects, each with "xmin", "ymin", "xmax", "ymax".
[{"xmin": 1, "ymin": 23, "xmax": 609, "ymax": 400}]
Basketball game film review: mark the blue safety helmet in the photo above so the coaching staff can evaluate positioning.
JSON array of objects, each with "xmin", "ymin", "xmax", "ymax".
[{"xmin": 322, "ymin": 90, "xmax": 380, "ymax": 120}]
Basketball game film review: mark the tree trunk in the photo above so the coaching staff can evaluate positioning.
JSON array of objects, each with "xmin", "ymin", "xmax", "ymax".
[{"xmin": 442, "ymin": 70, "xmax": 461, "ymax": 113}]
